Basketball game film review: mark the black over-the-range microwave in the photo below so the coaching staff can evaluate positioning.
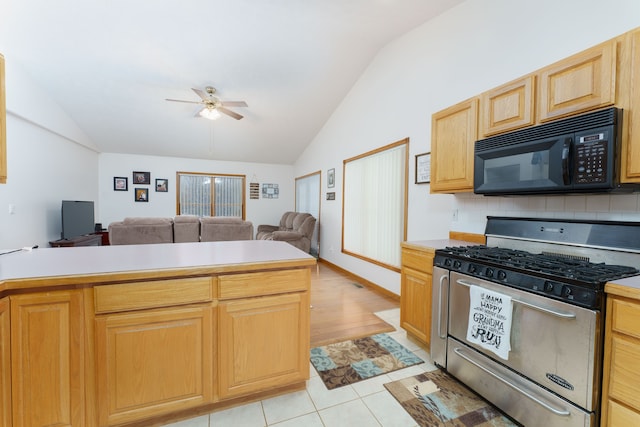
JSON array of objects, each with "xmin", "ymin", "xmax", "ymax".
[{"xmin": 473, "ymin": 107, "xmax": 638, "ymax": 195}]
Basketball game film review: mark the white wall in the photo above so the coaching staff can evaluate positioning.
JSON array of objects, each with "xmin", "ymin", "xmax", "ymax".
[
  {"xmin": 99, "ymin": 153, "xmax": 295, "ymax": 233},
  {"xmin": 0, "ymin": 59, "xmax": 99, "ymax": 249},
  {"xmin": 294, "ymin": 0, "xmax": 640, "ymax": 295}
]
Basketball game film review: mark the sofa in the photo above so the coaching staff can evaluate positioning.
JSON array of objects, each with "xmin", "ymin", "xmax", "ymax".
[
  {"xmin": 200, "ymin": 217, "xmax": 253, "ymax": 242},
  {"xmin": 256, "ymin": 212, "xmax": 316, "ymax": 253},
  {"xmin": 108, "ymin": 216, "xmax": 253, "ymax": 245}
]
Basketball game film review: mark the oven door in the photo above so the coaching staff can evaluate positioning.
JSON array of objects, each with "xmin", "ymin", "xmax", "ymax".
[
  {"xmin": 474, "ymin": 134, "xmax": 572, "ymax": 195},
  {"xmin": 448, "ymin": 271, "xmax": 601, "ymax": 412}
]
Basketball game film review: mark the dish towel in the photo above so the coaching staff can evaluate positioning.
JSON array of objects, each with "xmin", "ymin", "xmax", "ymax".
[{"xmin": 466, "ymin": 285, "xmax": 513, "ymax": 360}]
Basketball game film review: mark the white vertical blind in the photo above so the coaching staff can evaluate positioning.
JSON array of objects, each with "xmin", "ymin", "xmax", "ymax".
[
  {"xmin": 343, "ymin": 142, "xmax": 407, "ymax": 268},
  {"xmin": 295, "ymin": 172, "xmax": 320, "ymax": 256},
  {"xmin": 178, "ymin": 173, "xmax": 244, "ymax": 217}
]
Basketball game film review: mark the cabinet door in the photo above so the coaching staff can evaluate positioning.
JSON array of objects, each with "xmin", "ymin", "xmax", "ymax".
[
  {"xmin": 430, "ymin": 98, "xmax": 478, "ymax": 193},
  {"xmin": 11, "ymin": 290, "xmax": 84, "ymax": 427},
  {"xmin": 538, "ymin": 40, "xmax": 616, "ymax": 122},
  {"xmin": 218, "ymin": 292, "xmax": 310, "ymax": 399},
  {"xmin": 621, "ymin": 29, "xmax": 640, "ymax": 182},
  {"xmin": 481, "ymin": 75, "xmax": 535, "ymax": 137},
  {"xmin": 95, "ymin": 305, "xmax": 213, "ymax": 426},
  {"xmin": 0, "ymin": 298, "xmax": 10, "ymax": 427},
  {"xmin": 400, "ymin": 267, "xmax": 432, "ymax": 345}
]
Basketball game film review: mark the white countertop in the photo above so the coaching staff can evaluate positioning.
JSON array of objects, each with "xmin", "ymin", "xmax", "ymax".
[{"xmin": 0, "ymin": 240, "xmax": 315, "ymax": 282}]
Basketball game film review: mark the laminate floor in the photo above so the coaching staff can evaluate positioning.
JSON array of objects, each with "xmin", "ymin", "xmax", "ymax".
[{"xmin": 165, "ymin": 262, "xmax": 436, "ymax": 427}]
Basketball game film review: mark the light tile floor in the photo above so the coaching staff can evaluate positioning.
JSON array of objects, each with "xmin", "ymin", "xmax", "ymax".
[{"xmin": 165, "ymin": 308, "xmax": 438, "ymax": 427}]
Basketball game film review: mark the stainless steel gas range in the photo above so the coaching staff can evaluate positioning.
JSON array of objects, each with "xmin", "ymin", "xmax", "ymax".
[{"xmin": 431, "ymin": 217, "xmax": 640, "ymax": 427}]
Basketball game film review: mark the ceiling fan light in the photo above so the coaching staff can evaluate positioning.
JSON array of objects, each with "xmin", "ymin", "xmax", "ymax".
[{"xmin": 199, "ymin": 106, "xmax": 221, "ymax": 120}]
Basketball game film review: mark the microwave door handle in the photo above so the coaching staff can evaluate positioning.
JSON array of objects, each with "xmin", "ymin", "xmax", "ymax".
[{"xmin": 562, "ymin": 137, "xmax": 572, "ymax": 185}]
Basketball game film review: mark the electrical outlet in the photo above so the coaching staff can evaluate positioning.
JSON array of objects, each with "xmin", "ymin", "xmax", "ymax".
[
  {"xmin": 8, "ymin": 204, "xmax": 15, "ymax": 214},
  {"xmin": 452, "ymin": 209, "xmax": 459, "ymax": 222}
]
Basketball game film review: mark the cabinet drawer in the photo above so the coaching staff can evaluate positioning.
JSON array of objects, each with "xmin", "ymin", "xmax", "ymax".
[
  {"xmin": 606, "ymin": 400, "xmax": 640, "ymax": 427},
  {"xmin": 94, "ymin": 277, "xmax": 213, "ymax": 313},
  {"xmin": 608, "ymin": 335, "xmax": 640, "ymax": 410},
  {"xmin": 218, "ymin": 269, "xmax": 310, "ymax": 299},
  {"xmin": 401, "ymin": 248, "xmax": 433, "ymax": 274},
  {"xmin": 610, "ymin": 298, "xmax": 640, "ymax": 339}
]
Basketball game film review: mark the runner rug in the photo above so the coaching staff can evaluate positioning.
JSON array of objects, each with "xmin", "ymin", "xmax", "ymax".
[
  {"xmin": 384, "ymin": 369, "xmax": 520, "ymax": 426},
  {"xmin": 310, "ymin": 333, "xmax": 423, "ymax": 390}
]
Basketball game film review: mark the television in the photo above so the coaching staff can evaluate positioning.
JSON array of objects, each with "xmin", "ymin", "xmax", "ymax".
[{"xmin": 61, "ymin": 200, "xmax": 95, "ymax": 240}]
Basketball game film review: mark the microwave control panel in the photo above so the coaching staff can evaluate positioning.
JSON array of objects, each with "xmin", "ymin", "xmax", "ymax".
[{"xmin": 574, "ymin": 133, "xmax": 608, "ymax": 184}]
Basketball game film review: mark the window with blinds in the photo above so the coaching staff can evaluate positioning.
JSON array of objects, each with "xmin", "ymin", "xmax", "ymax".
[
  {"xmin": 177, "ymin": 172, "xmax": 246, "ymax": 218},
  {"xmin": 342, "ymin": 139, "xmax": 408, "ymax": 270}
]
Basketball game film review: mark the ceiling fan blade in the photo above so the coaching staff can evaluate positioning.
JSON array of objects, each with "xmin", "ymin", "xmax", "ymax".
[
  {"xmin": 166, "ymin": 98, "xmax": 202, "ymax": 104},
  {"xmin": 192, "ymin": 88, "xmax": 210, "ymax": 102},
  {"xmin": 218, "ymin": 106, "xmax": 243, "ymax": 120},
  {"xmin": 220, "ymin": 101, "xmax": 248, "ymax": 107}
]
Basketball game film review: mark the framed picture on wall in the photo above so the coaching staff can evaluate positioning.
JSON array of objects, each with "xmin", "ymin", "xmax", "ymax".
[
  {"xmin": 328, "ymin": 168, "xmax": 335, "ymax": 188},
  {"xmin": 415, "ymin": 152, "xmax": 431, "ymax": 184},
  {"xmin": 155, "ymin": 178, "xmax": 168, "ymax": 192},
  {"xmin": 133, "ymin": 171, "xmax": 151, "ymax": 185},
  {"xmin": 135, "ymin": 188, "xmax": 149, "ymax": 202},
  {"xmin": 113, "ymin": 176, "xmax": 128, "ymax": 191}
]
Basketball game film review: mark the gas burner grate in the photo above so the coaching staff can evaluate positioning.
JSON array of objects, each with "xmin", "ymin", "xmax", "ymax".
[{"xmin": 441, "ymin": 245, "xmax": 639, "ymax": 284}]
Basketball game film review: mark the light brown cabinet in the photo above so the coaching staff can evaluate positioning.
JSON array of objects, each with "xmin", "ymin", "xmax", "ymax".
[
  {"xmin": 538, "ymin": 40, "xmax": 616, "ymax": 123},
  {"xmin": 601, "ymin": 294, "xmax": 640, "ymax": 426},
  {"xmin": 95, "ymin": 305, "xmax": 214, "ymax": 426},
  {"xmin": 430, "ymin": 98, "xmax": 478, "ymax": 193},
  {"xmin": 620, "ymin": 28, "xmax": 640, "ymax": 183},
  {"xmin": 10, "ymin": 290, "xmax": 85, "ymax": 427},
  {"xmin": 400, "ymin": 244, "xmax": 435, "ymax": 345},
  {"xmin": 217, "ymin": 269, "xmax": 310, "ymax": 399},
  {"xmin": 481, "ymin": 75, "xmax": 536, "ymax": 137},
  {"xmin": 0, "ymin": 297, "xmax": 10, "ymax": 427},
  {"xmin": 431, "ymin": 29, "xmax": 640, "ymax": 193},
  {"xmin": 94, "ymin": 277, "xmax": 214, "ymax": 426}
]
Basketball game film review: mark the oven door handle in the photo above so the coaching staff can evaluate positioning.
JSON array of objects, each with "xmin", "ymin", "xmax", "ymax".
[
  {"xmin": 456, "ymin": 279, "xmax": 577, "ymax": 319},
  {"xmin": 438, "ymin": 274, "xmax": 448, "ymax": 339},
  {"xmin": 453, "ymin": 347, "xmax": 572, "ymax": 417}
]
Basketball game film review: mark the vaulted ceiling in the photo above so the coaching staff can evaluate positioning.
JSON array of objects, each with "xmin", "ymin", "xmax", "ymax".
[{"xmin": 1, "ymin": 0, "xmax": 464, "ymax": 164}]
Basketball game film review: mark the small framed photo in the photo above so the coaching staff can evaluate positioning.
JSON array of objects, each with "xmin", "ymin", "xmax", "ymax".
[
  {"xmin": 415, "ymin": 152, "xmax": 431, "ymax": 184},
  {"xmin": 327, "ymin": 168, "xmax": 335, "ymax": 188},
  {"xmin": 133, "ymin": 171, "xmax": 151, "ymax": 185},
  {"xmin": 113, "ymin": 176, "xmax": 128, "ymax": 191},
  {"xmin": 155, "ymin": 178, "xmax": 168, "ymax": 192},
  {"xmin": 135, "ymin": 188, "xmax": 149, "ymax": 202}
]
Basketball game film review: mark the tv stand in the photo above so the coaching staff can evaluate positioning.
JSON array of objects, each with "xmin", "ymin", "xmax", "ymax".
[{"xmin": 50, "ymin": 234, "xmax": 102, "ymax": 248}]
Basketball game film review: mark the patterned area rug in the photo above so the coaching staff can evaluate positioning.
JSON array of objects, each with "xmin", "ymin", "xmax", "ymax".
[
  {"xmin": 310, "ymin": 333, "xmax": 423, "ymax": 390},
  {"xmin": 384, "ymin": 369, "xmax": 521, "ymax": 426}
]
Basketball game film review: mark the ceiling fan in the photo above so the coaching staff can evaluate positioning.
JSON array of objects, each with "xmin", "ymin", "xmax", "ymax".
[{"xmin": 166, "ymin": 86, "xmax": 248, "ymax": 120}]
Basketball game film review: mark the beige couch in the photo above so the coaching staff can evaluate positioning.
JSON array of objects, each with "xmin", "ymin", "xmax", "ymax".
[
  {"xmin": 256, "ymin": 212, "xmax": 316, "ymax": 253},
  {"xmin": 108, "ymin": 216, "xmax": 253, "ymax": 245},
  {"xmin": 200, "ymin": 217, "xmax": 253, "ymax": 242}
]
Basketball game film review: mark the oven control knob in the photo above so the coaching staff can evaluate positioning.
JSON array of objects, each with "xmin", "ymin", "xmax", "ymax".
[
  {"xmin": 453, "ymin": 260, "xmax": 462, "ymax": 269},
  {"xmin": 468, "ymin": 264, "xmax": 477, "ymax": 274},
  {"xmin": 485, "ymin": 267, "xmax": 494, "ymax": 278},
  {"xmin": 444, "ymin": 258, "xmax": 452, "ymax": 267},
  {"xmin": 562, "ymin": 286, "xmax": 573, "ymax": 298},
  {"xmin": 497, "ymin": 270, "xmax": 507, "ymax": 280},
  {"xmin": 544, "ymin": 281, "xmax": 555, "ymax": 292}
]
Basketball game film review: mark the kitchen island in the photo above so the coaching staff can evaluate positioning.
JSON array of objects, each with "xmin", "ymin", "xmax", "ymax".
[{"xmin": 0, "ymin": 240, "xmax": 316, "ymax": 427}]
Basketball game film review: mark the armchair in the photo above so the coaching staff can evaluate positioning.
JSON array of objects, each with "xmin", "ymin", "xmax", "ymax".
[{"xmin": 256, "ymin": 212, "xmax": 316, "ymax": 253}]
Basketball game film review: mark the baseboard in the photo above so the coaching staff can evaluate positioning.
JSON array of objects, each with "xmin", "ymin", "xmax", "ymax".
[{"xmin": 317, "ymin": 258, "xmax": 400, "ymax": 302}]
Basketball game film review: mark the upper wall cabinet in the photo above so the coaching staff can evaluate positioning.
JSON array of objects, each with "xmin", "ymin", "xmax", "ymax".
[
  {"xmin": 0, "ymin": 54, "xmax": 6, "ymax": 184},
  {"xmin": 538, "ymin": 40, "xmax": 617, "ymax": 122},
  {"xmin": 430, "ymin": 98, "xmax": 478, "ymax": 193},
  {"xmin": 481, "ymin": 75, "xmax": 536, "ymax": 137},
  {"xmin": 620, "ymin": 28, "xmax": 640, "ymax": 183}
]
